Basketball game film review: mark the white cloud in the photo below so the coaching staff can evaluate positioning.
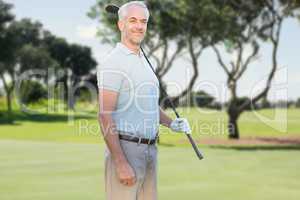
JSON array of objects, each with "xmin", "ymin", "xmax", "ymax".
[{"xmin": 76, "ymin": 24, "xmax": 98, "ymax": 40}]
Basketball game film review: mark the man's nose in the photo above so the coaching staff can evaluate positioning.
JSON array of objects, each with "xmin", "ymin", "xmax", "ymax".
[{"xmin": 136, "ymin": 22, "xmax": 144, "ymax": 30}]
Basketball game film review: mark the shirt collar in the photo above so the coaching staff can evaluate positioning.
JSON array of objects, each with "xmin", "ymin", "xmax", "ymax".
[{"xmin": 116, "ymin": 42, "xmax": 143, "ymax": 57}]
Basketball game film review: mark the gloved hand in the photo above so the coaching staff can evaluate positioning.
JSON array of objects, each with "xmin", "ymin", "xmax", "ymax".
[{"xmin": 170, "ymin": 118, "xmax": 191, "ymax": 134}]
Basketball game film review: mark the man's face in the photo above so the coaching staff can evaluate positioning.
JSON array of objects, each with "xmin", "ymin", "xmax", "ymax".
[{"xmin": 118, "ymin": 6, "xmax": 148, "ymax": 45}]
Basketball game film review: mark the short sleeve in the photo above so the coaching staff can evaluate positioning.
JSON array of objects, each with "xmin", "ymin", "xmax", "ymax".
[{"xmin": 96, "ymin": 63, "xmax": 126, "ymax": 92}]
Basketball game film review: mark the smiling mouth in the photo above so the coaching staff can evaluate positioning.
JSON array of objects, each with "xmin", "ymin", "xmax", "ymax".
[{"xmin": 133, "ymin": 32, "xmax": 144, "ymax": 35}]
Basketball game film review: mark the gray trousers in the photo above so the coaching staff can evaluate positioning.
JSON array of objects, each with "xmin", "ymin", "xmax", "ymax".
[{"xmin": 104, "ymin": 139, "xmax": 158, "ymax": 200}]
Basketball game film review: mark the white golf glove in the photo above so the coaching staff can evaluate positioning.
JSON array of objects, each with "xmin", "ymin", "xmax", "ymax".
[{"xmin": 170, "ymin": 118, "xmax": 191, "ymax": 134}]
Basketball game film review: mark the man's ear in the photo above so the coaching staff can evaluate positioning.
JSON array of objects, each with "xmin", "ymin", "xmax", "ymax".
[{"xmin": 117, "ymin": 20, "xmax": 124, "ymax": 32}]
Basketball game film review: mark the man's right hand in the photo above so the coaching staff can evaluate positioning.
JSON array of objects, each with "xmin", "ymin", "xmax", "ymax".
[{"xmin": 115, "ymin": 161, "xmax": 136, "ymax": 187}]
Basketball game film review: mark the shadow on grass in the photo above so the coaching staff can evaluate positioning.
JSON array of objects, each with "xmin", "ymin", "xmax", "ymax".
[
  {"xmin": 0, "ymin": 110, "xmax": 94, "ymax": 125},
  {"xmin": 209, "ymin": 145, "xmax": 300, "ymax": 151}
]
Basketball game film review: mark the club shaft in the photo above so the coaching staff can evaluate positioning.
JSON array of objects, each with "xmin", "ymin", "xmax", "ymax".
[{"xmin": 141, "ymin": 47, "xmax": 204, "ymax": 160}]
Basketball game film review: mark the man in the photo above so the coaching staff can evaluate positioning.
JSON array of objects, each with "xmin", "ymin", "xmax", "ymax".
[{"xmin": 97, "ymin": 1, "xmax": 191, "ymax": 200}]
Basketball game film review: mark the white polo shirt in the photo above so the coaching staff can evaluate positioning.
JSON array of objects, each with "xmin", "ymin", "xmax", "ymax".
[{"xmin": 97, "ymin": 42, "xmax": 160, "ymax": 139}]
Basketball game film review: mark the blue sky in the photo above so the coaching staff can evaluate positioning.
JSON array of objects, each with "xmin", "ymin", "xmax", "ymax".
[{"xmin": 6, "ymin": 0, "xmax": 300, "ymax": 102}]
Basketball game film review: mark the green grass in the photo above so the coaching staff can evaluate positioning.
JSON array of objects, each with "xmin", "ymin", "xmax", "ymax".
[
  {"xmin": 0, "ymin": 104, "xmax": 300, "ymax": 199},
  {"xmin": 0, "ymin": 107, "xmax": 299, "ymax": 145},
  {"xmin": 0, "ymin": 140, "xmax": 299, "ymax": 200}
]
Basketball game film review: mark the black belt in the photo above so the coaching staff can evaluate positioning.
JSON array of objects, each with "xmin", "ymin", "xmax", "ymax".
[{"xmin": 119, "ymin": 134, "xmax": 157, "ymax": 145}]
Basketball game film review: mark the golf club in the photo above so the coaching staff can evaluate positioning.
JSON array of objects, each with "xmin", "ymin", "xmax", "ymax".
[{"xmin": 104, "ymin": 4, "xmax": 204, "ymax": 160}]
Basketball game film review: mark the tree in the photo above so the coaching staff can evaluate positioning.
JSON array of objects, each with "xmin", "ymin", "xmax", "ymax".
[
  {"xmin": 0, "ymin": 0, "xmax": 14, "ymax": 112},
  {"xmin": 211, "ymin": 0, "xmax": 300, "ymax": 139},
  {"xmin": 181, "ymin": 90, "xmax": 215, "ymax": 107},
  {"xmin": 0, "ymin": 0, "xmax": 14, "ymax": 55},
  {"xmin": 19, "ymin": 80, "xmax": 47, "ymax": 104},
  {"xmin": 64, "ymin": 44, "xmax": 97, "ymax": 109},
  {"xmin": 296, "ymin": 98, "xmax": 300, "ymax": 108},
  {"xmin": 0, "ymin": 18, "xmax": 56, "ymax": 112},
  {"xmin": 259, "ymin": 97, "xmax": 272, "ymax": 109},
  {"xmin": 43, "ymin": 32, "xmax": 97, "ymax": 110}
]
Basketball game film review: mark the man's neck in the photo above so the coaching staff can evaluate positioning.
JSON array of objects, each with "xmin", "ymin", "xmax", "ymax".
[{"xmin": 121, "ymin": 39, "xmax": 140, "ymax": 55}]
